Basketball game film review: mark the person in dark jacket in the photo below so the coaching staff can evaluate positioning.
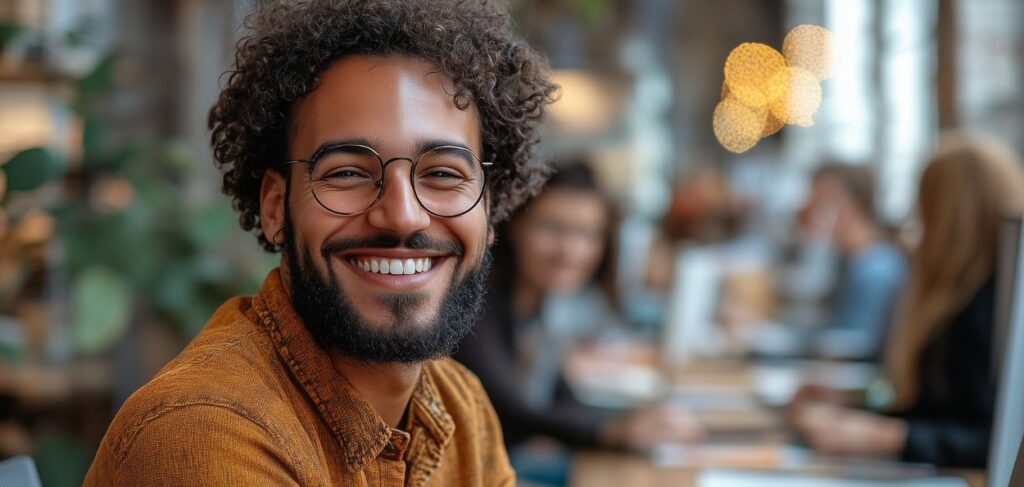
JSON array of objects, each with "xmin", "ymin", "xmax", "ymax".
[
  {"xmin": 790, "ymin": 134, "xmax": 1024, "ymax": 468},
  {"xmin": 454, "ymin": 161, "xmax": 702, "ymax": 455}
]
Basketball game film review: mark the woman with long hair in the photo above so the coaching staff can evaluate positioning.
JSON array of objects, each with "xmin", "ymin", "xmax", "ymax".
[
  {"xmin": 791, "ymin": 134, "xmax": 1024, "ymax": 467},
  {"xmin": 454, "ymin": 161, "xmax": 701, "ymax": 457}
]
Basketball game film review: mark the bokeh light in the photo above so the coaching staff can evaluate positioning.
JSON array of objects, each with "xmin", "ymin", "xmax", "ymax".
[
  {"xmin": 724, "ymin": 43, "xmax": 786, "ymax": 108},
  {"xmin": 13, "ymin": 210, "xmax": 54, "ymax": 245},
  {"xmin": 548, "ymin": 70, "xmax": 618, "ymax": 136},
  {"xmin": 89, "ymin": 178, "xmax": 136, "ymax": 214},
  {"xmin": 767, "ymin": 66, "xmax": 822, "ymax": 127},
  {"xmin": 713, "ymin": 96, "xmax": 768, "ymax": 153},
  {"xmin": 783, "ymin": 24, "xmax": 834, "ymax": 81},
  {"xmin": 714, "ymin": 25, "xmax": 832, "ymax": 151},
  {"xmin": 762, "ymin": 111, "xmax": 785, "ymax": 137}
]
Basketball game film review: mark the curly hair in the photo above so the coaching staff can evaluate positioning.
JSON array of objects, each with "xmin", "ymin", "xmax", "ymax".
[{"xmin": 209, "ymin": 0, "xmax": 558, "ymax": 251}]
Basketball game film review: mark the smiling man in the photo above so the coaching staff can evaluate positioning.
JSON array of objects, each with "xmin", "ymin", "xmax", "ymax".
[{"xmin": 83, "ymin": 1, "xmax": 556, "ymax": 486}]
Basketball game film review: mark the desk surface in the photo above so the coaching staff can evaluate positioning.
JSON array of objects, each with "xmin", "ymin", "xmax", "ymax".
[
  {"xmin": 566, "ymin": 355, "xmax": 986, "ymax": 487},
  {"xmin": 570, "ymin": 451, "xmax": 986, "ymax": 487}
]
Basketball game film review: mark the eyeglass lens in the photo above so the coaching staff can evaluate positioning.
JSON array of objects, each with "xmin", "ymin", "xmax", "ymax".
[{"xmin": 308, "ymin": 145, "xmax": 485, "ymax": 216}]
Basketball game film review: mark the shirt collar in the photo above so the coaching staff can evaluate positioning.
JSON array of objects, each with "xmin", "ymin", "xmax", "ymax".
[{"xmin": 252, "ymin": 268, "xmax": 454, "ymax": 472}]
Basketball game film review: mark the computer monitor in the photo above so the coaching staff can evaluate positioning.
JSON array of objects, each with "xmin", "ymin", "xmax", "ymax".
[
  {"xmin": 987, "ymin": 216, "xmax": 1024, "ymax": 487},
  {"xmin": 662, "ymin": 245, "xmax": 723, "ymax": 366},
  {"xmin": 1010, "ymin": 437, "xmax": 1023, "ymax": 487}
]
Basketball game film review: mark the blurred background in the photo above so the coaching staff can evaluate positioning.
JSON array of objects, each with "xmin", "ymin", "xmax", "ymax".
[{"xmin": 0, "ymin": 0, "xmax": 1022, "ymax": 486}]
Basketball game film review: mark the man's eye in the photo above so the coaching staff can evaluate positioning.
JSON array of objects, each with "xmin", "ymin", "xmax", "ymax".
[
  {"xmin": 424, "ymin": 169, "xmax": 462, "ymax": 179},
  {"xmin": 324, "ymin": 169, "xmax": 370, "ymax": 179}
]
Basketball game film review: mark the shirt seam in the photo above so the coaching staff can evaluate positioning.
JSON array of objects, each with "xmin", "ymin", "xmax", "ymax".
[{"xmin": 112, "ymin": 400, "xmax": 309, "ymax": 480}]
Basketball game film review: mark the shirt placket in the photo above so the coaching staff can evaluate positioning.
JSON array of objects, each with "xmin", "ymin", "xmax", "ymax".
[{"xmin": 374, "ymin": 429, "xmax": 410, "ymax": 486}]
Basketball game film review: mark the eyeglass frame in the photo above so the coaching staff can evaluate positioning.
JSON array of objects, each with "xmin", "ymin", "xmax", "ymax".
[{"xmin": 277, "ymin": 143, "xmax": 494, "ymax": 218}]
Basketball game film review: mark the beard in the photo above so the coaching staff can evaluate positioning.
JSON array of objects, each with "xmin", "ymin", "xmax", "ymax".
[{"xmin": 281, "ymin": 216, "xmax": 490, "ymax": 364}]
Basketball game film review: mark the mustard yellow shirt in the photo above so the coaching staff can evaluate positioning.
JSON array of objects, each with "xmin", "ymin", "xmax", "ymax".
[{"xmin": 84, "ymin": 269, "xmax": 514, "ymax": 486}]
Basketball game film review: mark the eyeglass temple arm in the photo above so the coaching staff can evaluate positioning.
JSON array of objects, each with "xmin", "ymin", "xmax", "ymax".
[{"xmin": 277, "ymin": 159, "xmax": 308, "ymax": 167}]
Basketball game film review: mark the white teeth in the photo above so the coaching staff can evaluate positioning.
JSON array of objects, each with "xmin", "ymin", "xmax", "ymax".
[{"xmin": 351, "ymin": 257, "xmax": 435, "ymax": 275}]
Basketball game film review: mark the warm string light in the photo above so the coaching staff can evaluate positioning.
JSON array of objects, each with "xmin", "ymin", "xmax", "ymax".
[
  {"xmin": 714, "ymin": 24, "xmax": 833, "ymax": 153},
  {"xmin": 713, "ymin": 97, "xmax": 766, "ymax": 154},
  {"xmin": 784, "ymin": 24, "xmax": 834, "ymax": 81}
]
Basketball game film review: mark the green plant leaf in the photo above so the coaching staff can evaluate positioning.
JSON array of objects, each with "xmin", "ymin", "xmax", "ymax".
[
  {"xmin": 188, "ymin": 202, "xmax": 235, "ymax": 248},
  {"xmin": 2, "ymin": 147, "xmax": 64, "ymax": 192},
  {"xmin": 81, "ymin": 117, "xmax": 112, "ymax": 165},
  {"xmin": 76, "ymin": 53, "xmax": 117, "ymax": 101},
  {"xmin": 160, "ymin": 140, "xmax": 200, "ymax": 175},
  {"xmin": 195, "ymin": 254, "xmax": 231, "ymax": 282},
  {"xmin": 0, "ymin": 22, "xmax": 27, "ymax": 46},
  {"xmin": 573, "ymin": 0, "xmax": 611, "ymax": 26},
  {"xmin": 107, "ymin": 140, "xmax": 144, "ymax": 171},
  {"xmin": 71, "ymin": 266, "xmax": 131, "ymax": 355},
  {"xmin": 34, "ymin": 435, "xmax": 92, "ymax": 487},
  {"xmin": 152, "ymin": 263, "xmax": 194, "ymax": 313}
]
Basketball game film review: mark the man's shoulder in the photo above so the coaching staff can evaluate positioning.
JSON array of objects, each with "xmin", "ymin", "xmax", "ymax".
[
  {"xmin": 153, "ymin": 295, "xmax": 283, "ymax": 394},
  {"xmin": 103, "ymin": 296, "xmax": 294, "ymax": 455}
]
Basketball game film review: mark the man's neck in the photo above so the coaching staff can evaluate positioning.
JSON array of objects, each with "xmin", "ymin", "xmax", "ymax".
[{"xmin": 331, "ymin": 355, "xmax": 422, "ymax": 429}]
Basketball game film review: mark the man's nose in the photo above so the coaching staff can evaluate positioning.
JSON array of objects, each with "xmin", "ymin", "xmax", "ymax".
[{"xmin": 366, "ymin": 161, "xmax": 432, "ymax": 236}]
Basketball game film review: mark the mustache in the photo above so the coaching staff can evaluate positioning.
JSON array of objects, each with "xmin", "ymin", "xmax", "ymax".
[{"xmin": 320, "ymin": 232, "xmax": 464, "ymax": 259}]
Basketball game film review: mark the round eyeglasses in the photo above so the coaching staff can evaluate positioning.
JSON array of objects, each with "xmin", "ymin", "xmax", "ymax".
[{"xmin": 279, "ymin": 144, "xmax": 492, "ymax": 218}]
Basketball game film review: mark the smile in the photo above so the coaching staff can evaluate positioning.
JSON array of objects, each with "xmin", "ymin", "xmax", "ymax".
[{"xmin": 348, "ymin": 256, "xmax": 435, "ymax": 275}]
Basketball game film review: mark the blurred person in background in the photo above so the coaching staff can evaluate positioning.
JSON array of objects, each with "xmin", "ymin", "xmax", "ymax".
[
  {"xmin": 796, "ymin": 163, "xmax": 908, "ymax": 359},
  {"xmin": 455, "ymin": 161, "xmax": 702, "ymax": 485},
  {"xmin": 790, "ymin": 134, "xmax": 1024, "ymax": 468},
  {"xmin": 83, "ymin": 0, "xmax": 559, "ymax": 485},
  {"xmin": 646, "ymin": 166, "xmax": 751, "ymax": 294}
]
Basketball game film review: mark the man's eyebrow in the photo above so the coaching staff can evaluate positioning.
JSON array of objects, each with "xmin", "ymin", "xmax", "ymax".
[
  {"xmin": 310, "ymin": 137, "xmax": 378, "ymax": 156},
  {"xmin": 414, "ymin": 139, "xmax": 475, "ymax": 156},
  {"xmin": 308, "ymin": 138, "xmax": 476, "ymax": 158}
]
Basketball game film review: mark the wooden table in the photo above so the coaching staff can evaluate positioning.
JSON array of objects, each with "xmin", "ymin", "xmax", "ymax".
[
  {"xmin": 571, "ymin": 451, "xmax": 699, "ymax": 487},
  {"xmin": 567, "ymin": 355, "xmax": 986, "ymax": 487},
  {"xmin": 570, "ymin": 451, "xmax": 986, "ymax": 487}
]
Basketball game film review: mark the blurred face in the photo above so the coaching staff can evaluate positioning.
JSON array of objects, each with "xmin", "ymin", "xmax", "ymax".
[
  {"xmin": 259, "ymin": 55, "xmax": 491, "ymax": 362},
  {"xmin": 511, "ymin": 188, "xmax": 607, "ymax": 294},
  {"xmin": 797, "ymin": 175, "xmax": 846, "ymax": 241}
]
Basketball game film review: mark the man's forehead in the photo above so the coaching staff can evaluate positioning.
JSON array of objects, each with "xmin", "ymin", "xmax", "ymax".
[{"xmin": 288, "ymin": 55, "xmax": 482, "ymax": 158}]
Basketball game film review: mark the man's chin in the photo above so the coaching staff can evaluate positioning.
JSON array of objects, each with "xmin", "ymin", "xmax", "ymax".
[
  {"xmin": 343, "ymin": 286, "xmax": 436, "ymax": 325},
  {"xmin": 356, "ymin": 309, "xmax": 439, "ymax": 336},
  {"xmin": 285, "ymin": 237, "xmax": 490, "ymax": 363}
]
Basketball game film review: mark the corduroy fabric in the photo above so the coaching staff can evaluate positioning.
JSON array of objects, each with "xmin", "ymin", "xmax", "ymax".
[{"xmin": 84, "ymin": 268, "xmax": 514, "ymax": 486}]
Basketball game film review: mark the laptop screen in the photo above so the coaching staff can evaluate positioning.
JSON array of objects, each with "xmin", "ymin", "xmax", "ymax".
[
  {"xmin": 988, "ymin": 216, "xmax": 1024, "ymax": 487},
  {"xmin": 1011, "ymin": 437, "xmax": 1024, "ymax": 487}
]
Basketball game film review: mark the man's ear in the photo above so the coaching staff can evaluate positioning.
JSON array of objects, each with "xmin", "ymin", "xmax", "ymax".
[{"xmin": 260, "ymin": 169, "xmax": 288, "ymax": 246}]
